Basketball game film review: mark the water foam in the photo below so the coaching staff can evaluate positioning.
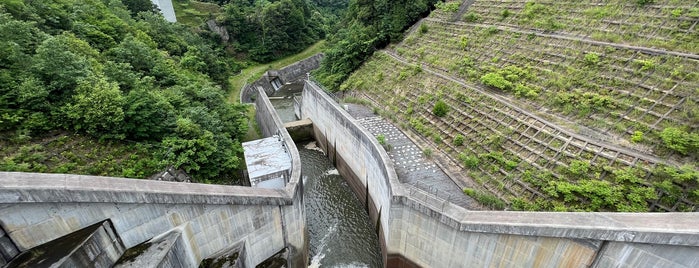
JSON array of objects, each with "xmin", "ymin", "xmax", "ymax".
[
  {"xmin": 322, "ymin": 168, "xmax": 339, "ymax": 176},
  {"xmin": 308, "ymin": 221, "xmax": 338, "ymax": 268},
  {"xmin": 304, "ymin": 141, "xmax": 325, "ymax": 153}
]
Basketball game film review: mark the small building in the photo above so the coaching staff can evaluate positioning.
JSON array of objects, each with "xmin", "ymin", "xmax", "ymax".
[{"xmin": 242, "ymin": 135, "xmax": 291, "ymax": 189}]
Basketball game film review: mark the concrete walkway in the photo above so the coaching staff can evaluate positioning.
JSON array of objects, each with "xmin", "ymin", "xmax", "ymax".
[{"xmin": 346, "ymin": 104, "xmax": 482, "ymax": 209}]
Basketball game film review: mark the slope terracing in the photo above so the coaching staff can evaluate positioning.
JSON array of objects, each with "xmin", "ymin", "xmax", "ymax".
[{"xmin": 343, "ymin": 0, "xmax": 698, "ymax": 211}]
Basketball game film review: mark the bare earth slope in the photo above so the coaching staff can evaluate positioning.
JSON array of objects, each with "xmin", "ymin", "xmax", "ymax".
[{"xmin": 341, "ymin": 0, "xmax": 698, "ymax": 212}]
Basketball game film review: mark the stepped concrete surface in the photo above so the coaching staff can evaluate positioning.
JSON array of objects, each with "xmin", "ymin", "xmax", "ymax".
[
  {"xmin": 6, "ymin": 221, "xmax": 125, "ymax": 268},
  {"xmin": 115, "ymin": 227, "xmax": 191, "ymax": 267}
]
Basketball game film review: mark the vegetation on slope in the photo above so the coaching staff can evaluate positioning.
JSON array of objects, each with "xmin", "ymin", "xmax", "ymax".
[
  {"xmin": 314, "ymin": 0, "xmax": 440, "ymax": 89},
  {"xmin": 1, "ymin": 0, "xmax": 347, "ymax": 182},
  {"xmin": 340, "ymin": 0, "xmax": 699, "ymax": 212},
  {"xmin": 0, "ymin": 0, "xmax": 248, "ymax": 183}
]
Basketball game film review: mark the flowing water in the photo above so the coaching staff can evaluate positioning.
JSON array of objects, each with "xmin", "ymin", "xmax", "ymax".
[
  {"xmin": 300, "ymin": 142, "xmax": 382, "ymax": 268},
  {"xmin": 270, "ymin": 96, "xmax": 382, "ymax": 267}
]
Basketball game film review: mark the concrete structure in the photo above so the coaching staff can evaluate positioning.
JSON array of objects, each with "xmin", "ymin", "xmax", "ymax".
[
  {"xmin": 240, "ymin": 54, "xmax": 323, "ymax": 103},
  {"xmin": 0, "ymin": 86, "xmax": 306, "ymax": 267},
  {"xmin": 8, "ymin": 221, "xmax": 125, "ymax": 267},
  {"xmin": 300, "ymin": 80, "xmax": 699, "ymax": 267},
  {"xmin": 151, "ymin": 0, "xmax": 177, "ymax": 22},
  {"xmin": 243, "ymin": 135, "xmax": 292, "ymax": 189},
  {"xmin": 284, "ymin": 118, "xmax": 314, "ymax": 142}
]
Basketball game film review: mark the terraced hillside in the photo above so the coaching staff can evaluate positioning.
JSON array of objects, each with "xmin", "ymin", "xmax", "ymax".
[{"xmin": 341, "ymin": 0, "xmax": 699, "ymax": 212}]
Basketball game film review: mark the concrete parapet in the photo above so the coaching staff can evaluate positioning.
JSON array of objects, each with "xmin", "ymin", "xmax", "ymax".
[
  {"xmin": 301, "ymin": 80, "xmax": 699, "ymax": 267},
  {"xmin": 0, "ymin": 83, "xmax": 306, "ymax": 267}
]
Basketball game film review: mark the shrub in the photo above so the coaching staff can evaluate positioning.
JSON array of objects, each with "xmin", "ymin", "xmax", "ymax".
[
  {"xmin": 459, "ymin": 152, "xmax": 479, "ymax": 169},
  {"xmin": 463, "ymin": 188, "xmax": 506, "ymax": 209},
  {"xmin": 486, "ymin": 26, "xmax": 499, "ymax": 35},
  {"xmin": 660, "ymin": 127, "xmax": 699, "ymax": 155},
  {"xmin": 480, "ymin": 73, "xmax": 512, "ymax": 90},
  {"xmin": 432, "ymin": 100, "xmax": 449, "ymax": 117},
  {"xmin": 634, "ymin": 59, "xmax": 655, "ymax": 71},
  {"xmin": 453, "ymin": 134, "xmax": 465, "ymax": 146},
  {"xmin": 433, "ymin": 134, "xmax": 442, "ymax": 144},
  {"xmin": 418, "ymin": 23, "xmax": 429, "ymax": 35},
  {"xmin": 459, "ymin": 36, "xmax": 469, "ymax": 50},
  {"xmin": 568, "ymin": 160, "xmax": 591, "ymax": 176},
  {"xmin": 630, "ymin": 131, "xmax": 644, "ymax": 143},
  {"xmin": 463, "ymin": 12, "xmax": 480, "ymax": 22},
  {"xmin": 501, "ymin": 9, "xmax": 511, "ymax": 19},
  {"xmin": 435, "ymin": 1, "xmax": 460, "ymax": 12},
  {"xmin": 583, "ymin": 52, "xmax": 600, "ymax": 66}
]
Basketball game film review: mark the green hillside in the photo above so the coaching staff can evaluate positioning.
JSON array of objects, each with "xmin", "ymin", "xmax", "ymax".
[{"xmin": 340, "ymin": 0, "xmax": 698, "ymax": 211}]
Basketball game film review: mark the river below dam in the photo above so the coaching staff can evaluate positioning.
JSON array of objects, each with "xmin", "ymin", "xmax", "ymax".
[
  {"xmin": 300, "ymin": 142, "xmax": 382, "ymax": 268},
  {"xmin": 270, "ymin": 96, "xmax": 383, "ymax": 267}
]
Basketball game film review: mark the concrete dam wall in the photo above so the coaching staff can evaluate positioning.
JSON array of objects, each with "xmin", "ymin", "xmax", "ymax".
[
  {"xmin": 240, "ymin": 54, "xmax": 323, "ymax": 103},
  {"xmin": 0, "ymin": 87, "xmax": 306, "ymax": 267},
  {"xmin": 300, "ymin": 80, "xmax": 699, "ymax": 267}
]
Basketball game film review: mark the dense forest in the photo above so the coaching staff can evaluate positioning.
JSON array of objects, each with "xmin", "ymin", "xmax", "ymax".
[
  {"xmin": 0, "ymin": 0, "xmax": 349, "ymax": 182},
  {"xmin": 314, "ymin": 0, "xmax": 440, "ymax": 89},
  {"xmin": 0, "ymin": 0, "xmax": 435, "ymax": 182}
]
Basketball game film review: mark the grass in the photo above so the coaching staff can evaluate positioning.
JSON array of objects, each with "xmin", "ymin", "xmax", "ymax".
[
  {"xmin": 227, "ymin": 40, "xmax": 326, "ymax": 103},
  {"xmin": 0, "ymin": 132, "xmax": 165, "ymax": 179},
  {"xmin": 242, "ymin": 105, "xmax": 262, "ymax": 142},
  {"xmin": 172, "ymin": 0, "xmax": 222, "ymax": 27}
]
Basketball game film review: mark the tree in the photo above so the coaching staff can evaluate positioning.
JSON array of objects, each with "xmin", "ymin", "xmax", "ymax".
[
  {"xmin": 63, "ymin": 77, "xmax": 125, "ymax": 138},
  {"xmin": 123, "ymin": 89, "xmax": 176, "ymax": 140},
  {"xmin": 32, "ymin": 34, "xmax": 96, "ymax": 96},
  {"xmin": 122, "ymin": 0, "xmax": 157, "ymax": 15}
]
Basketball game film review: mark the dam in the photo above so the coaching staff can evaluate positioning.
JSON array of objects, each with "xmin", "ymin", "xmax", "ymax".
[{"xmin": 1, "ymin": 54, "xmax": 699, "ymax": 267}]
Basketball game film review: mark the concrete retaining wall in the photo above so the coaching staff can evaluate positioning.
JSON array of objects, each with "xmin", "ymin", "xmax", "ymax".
[
  {"xmin": 241, "ymin": 54, "xmax": 323, "ymax": 103},
  {"xmin": 151, "ymin": 0, "xmax": 177, "ymax": 22},
  {"xmin": 301, "ymin": 80, "xmax": 699, "ymax": 268},
  {"xmin": 0, "ymin": 88, "xmax": 306, "ymax": 267}
]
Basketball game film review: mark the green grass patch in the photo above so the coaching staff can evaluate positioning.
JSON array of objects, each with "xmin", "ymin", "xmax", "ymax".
[
  {"xmin": 172, "ymin": 0, "xmax": 222, "ymax": 27},
  {"xmin": 228, "ymin": 40, "xmax": 326, "ymax": 103},
  {"xmin": 0, "ymin": 132, "xmax": 165, "ymax": 178},
  {"xmin": 463, "ymin": 188, "xmax": 506, "ymax": 209},
  {"xmin": 242, "ymin": 104, "xmax": 262, "ymax": 142}
]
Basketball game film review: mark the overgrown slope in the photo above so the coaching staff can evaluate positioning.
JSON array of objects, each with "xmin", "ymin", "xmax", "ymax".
[
  {"xmin": 341, "ymin": 0, "xmax": 698, "ymax": 211},
  {"xmin": 0, "ymin": 0, "xmax": 246, "ymax": 182}
]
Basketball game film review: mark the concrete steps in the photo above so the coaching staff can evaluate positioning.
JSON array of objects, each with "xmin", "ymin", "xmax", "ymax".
[
  {"xmin": 0, "ymin": 226, "xmax": 19, "ymax": 266},
  {"xmin": 5, "ymin": 221, "xmax": 125, "ymax": 267},
  {"xmin": 4, "ymin": 221, "xmax": 255, "ymax": 268},
  {"xmin": 114, "ymin": 227, "xmax": 193, "ymax": 268},
  {"xmin": 199, "ymin": 240, "xmax": 246, "ymax": 268}
]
